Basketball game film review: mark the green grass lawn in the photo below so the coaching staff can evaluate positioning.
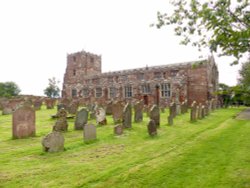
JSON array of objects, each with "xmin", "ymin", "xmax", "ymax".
[{"xmin": 0, "ymin": 106, "xmax": 249, "ymax": 188}]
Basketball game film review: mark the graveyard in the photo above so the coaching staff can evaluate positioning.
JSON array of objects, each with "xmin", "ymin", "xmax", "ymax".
[{"xmin": 0, "ymin": 104, "xmax": 249, "ymax": 187}]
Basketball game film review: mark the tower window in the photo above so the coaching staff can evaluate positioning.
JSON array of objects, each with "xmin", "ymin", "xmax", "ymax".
[
  {"xmin": 72, "ymin": 89, "xmax": 77, "ymax": 97},
  {"xmin": 73, "ymin": 69, "xmax": 76, "ymax": 76}
]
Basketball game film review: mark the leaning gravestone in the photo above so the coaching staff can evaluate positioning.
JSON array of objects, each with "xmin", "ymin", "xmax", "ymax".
[
  {"xmin": 134, "ymin": 100, "xmax": 143, "ymax": 123},
  {"xmin": 41, "ymin": 131, "xmax": 64, "ymax": 152},
  {"xmin": 114, "ymin": 124, "xmax": 123, "ymax": 135},
  {"xmin": 149, "ymin": 105, "xmax": 160, "ymax": 127},
  {"xmin": 147, "ymin": 119, "xmax": 157, "ymax": 136},
  {"xmin": 53, "ymin": 108, "xmax": 68, "ymax": 131},
  {"xmin": 75, "ymin": 108, "xmax": 89, "ymax": 130},
  {"xmin": 12, "ymin": 105, "xmax": 36, "ymax": 139},
  {"xmin": 122, "ymin": 103, "xmax": 132, "ymax": 128},
  {"xmin": 83, "ymin": 124, "xmax": 96, "ymax": 142}
]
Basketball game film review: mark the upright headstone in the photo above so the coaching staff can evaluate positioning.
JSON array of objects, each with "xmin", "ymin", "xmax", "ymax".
[
  {"xmin": 168, "ymin": 103, "xmax": 175, "ymax": 126},
  {"xmin": 44, "ymin": 98, "xmax": 55, "ymax": 109},
  {"xmin": 190, "ymin": 101, "xmax": 197, "ymax": 122},
  {"xmin": 105, "ymin": 101, "xmax": 113, "ymax": 115},
  {"xmin": 68, "ymin": 101, "xmax": 78, "ymax": 114},
  {"xmin": 33, "ymin": 100, "xmax": 42, "ymax": 110},
  {"xmin": 41, "ymin": 131, "xmax": 64, "ymax": 152},
  {"xmin": 147, "ymin": 119, "xmax": 157, "ymax": 136},
  {"xmin": 201, "ymin": 105, "xmax": 205, "ymax": 119},
  {"xmin": 198, "ymin": 103, "xmax": 202, "ymax": 119},
  {"xmin": 149, "ymin": 105, "xmax": 160, "ymax": 127},
  {"xmin": 134, "ymin": 100, "xmax": 143, "ymax": 122},
  {"xmin": 112, "ymin": 101, "xmax": 124, "ymax": 124},
  {"xmin": 75, "ymin": 108, "xmax": 89, "ymax": 130},
  {"xmin": 96, "ymin": 107, "xmax": 107, "ymax": 125},
  {"xmin": 53, "ymin": 108, "xmax": 68, "ymax": 131},
  {"xmin": 123, "ymin": 103, "xmax": 132, "ymax": 128},
  {"xmin": 83, "ymin": 124, "xmax": 96, "ymax": 142},
  {"xmin": 114, "ymin": 124, "xmax": 123, "ymax": 135},
  {"xmin": 12, "ymin": 106, "xmax": 36, "ymax": 139}
]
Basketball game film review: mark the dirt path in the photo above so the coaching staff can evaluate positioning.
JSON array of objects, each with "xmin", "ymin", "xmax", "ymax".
[{"xmin": 236, "ymin": 108, "xmax": 250, "ymax": 120}]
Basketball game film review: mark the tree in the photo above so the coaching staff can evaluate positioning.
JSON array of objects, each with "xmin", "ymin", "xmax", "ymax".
[
  {"xmin": 155, "ymin": 0, "xmax": 250, "ymax": 64},
  {"xmin": 44, "ymin": 77, "xmax": 60, "ymax": 98},
  {"xmin": 238, "ymin": 59, "xmax": 250, "ymax": 105},
  {"xmin": 0, "ymin": 82, "xmax": 21, "ymax": 97}
]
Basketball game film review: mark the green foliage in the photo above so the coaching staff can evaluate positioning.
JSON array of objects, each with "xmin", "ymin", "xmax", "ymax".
[
  {"xmin": 0, "ymin": 81, "xmax": 21, "ymax": 97},
  {"xmin": 238, "ymin": 60, "xmax": 250, "ymax": 105},
  {"xmin": 44, "ymin": 77, "xmax": 60, "ymax": 98},
  {"xmin": 156, "ymin": 0, "xmax": 250, "ymax": 64},
  {"xmin": 0, "ymin": 106, "xmax": 249, "ymax": 187}
]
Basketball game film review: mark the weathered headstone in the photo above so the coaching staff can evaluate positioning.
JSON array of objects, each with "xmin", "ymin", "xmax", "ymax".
[
  {"xmin": 149, "ymin": 105, "xmax": 160, "ymax": 127},
  {"xmin": 96, "ymin": 107, "xmax": 107, "ymax": 125},
  {"xmin": 44, "ymin": 98, "xmax": 55, "ymax": 109},
  {"xmin": 75, "ymin": 108, "xmax": 89, "ymax": 130},
  {"xmin": 68, "ymin": 101, "xmax": 78, "ymax": 114},
  {"xmin": 190, "ymin": 101, "xmax": 197, "ymax": 122},
  {"xmin": 123, "ymin": 103, "xmax": 132, "ymax": 128},
  {"xmin": 41, "ymin": 131, "xmax": 64, "ymax": 152},
  {"xmin": 147, "ymin": 119, "xmax": 157, "ymax": 136},
  {"xmin": 53, "ymin": 108, "xmax": 68, "ymax": 131},
  {"xmin": 134, "ymin": 100, "xmax": 143, "ymax": 122},
  {"xmin": 112, "ymin": 101, "xmax": 124, "ymax": 124},
  {"xmin": 33, "ymin": 100, "xmax": 42, "ymax": 110},
  {"xmin": 83, "ymin": 124, "xmax": 96, "ymax": 142},
  {"xmin": 198, "ymin": 103, "xmax": 202, "ymax": 119},
  {"xmin": 105, "ymin": 101, "xmax": 113, "ymax": 115},
  {"xmin": 114, "ymin": 124, "xmax": 123, "ymax": 135},
  {"xmin": 12, "ymin": 106, "xmax": 36, "ymax": 139},
  {"xmin": 201, "ymin": 105, "xmax": 205, "ymax": 118}
]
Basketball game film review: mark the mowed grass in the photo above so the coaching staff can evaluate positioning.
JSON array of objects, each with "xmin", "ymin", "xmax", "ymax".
[{"xmin": 0, "ymin": 106, "xmax": 250, "ymax": 188}]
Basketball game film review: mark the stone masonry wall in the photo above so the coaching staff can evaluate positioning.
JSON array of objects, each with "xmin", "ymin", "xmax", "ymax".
[{"xmin": 62, "ymin": 50, "xmax": 219, "ymax": 106}]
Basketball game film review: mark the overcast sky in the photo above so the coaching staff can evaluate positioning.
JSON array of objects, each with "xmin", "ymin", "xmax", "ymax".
[{"xmin": 0, "ymin": 0, "xmax": 241, "ymax": 96}]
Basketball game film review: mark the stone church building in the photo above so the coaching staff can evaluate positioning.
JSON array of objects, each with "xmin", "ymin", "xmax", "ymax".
[{"xmin": 62, "ymin": 50, "xmax": 218, "ymax": 106}]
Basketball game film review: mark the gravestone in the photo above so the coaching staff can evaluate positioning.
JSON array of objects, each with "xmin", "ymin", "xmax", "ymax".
[
  {"xmin": 134, "ymin": 100, "xmax": 143, "ymax": 122},
  {"xmin": 168, "ymin": 103, "xmax": 175, "ymax": 126},
  {"xmin": 112, "ymin": 101, "xmax": 124, "ymax": 124},
  {"xmin": 150, "ymin": 105, "xmax": 160, "ymax": 127},
  {"xmin": 41, "ymin": 131, "xmax": 64, "ymax": 152},
  {"xmin": 75, "ymin": 108, "xmax": 89, "ymax": 130},
  {"xmin": 53, "ymin": 108, "xmax": 68, "ymax": 131},
  {"xmin": 68, "ymin": 101, "xmax": 78, "ymax": 114},
  {"xmin": 190, "ymin": 101, "xmax": 197, "ymax": 122},
  {"xmin": 198, "ymin": 103, "xmax": 202, "ymax": 119},
  {"xmin": 114, "ymin": 124, "xmax": 123, "ymax": 135},
  {"xmin": 201, "ymin": 105, "xmax": 205, "ymax": 118},
  {"xmin": 96, "ymin": 107, "xmax": 107, "ymax": 125},
  {"xmin": 123, "ymin": 103, "xmax": 132, "ymax": 128},
  {"xmin": 33, "ymin": 100, "xmax": 42, "ymax": 110},
  {"xmin": 147, "ymin": 119, "xmax": 157, "ymax": 136},
  {"xmin": 83, "ymin": 124, "xmax": 96, "ymax": 142},
  {"xmin": 12, "ymin": 105, "xmax": 36, "ymax": 139},
  {"xmin": 105, "ymin": 101, "xmax": 113, "ymax": 115},
  {"xmin": 44, "ymin": 98, "xmax": 55, "ymax": 109}
]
